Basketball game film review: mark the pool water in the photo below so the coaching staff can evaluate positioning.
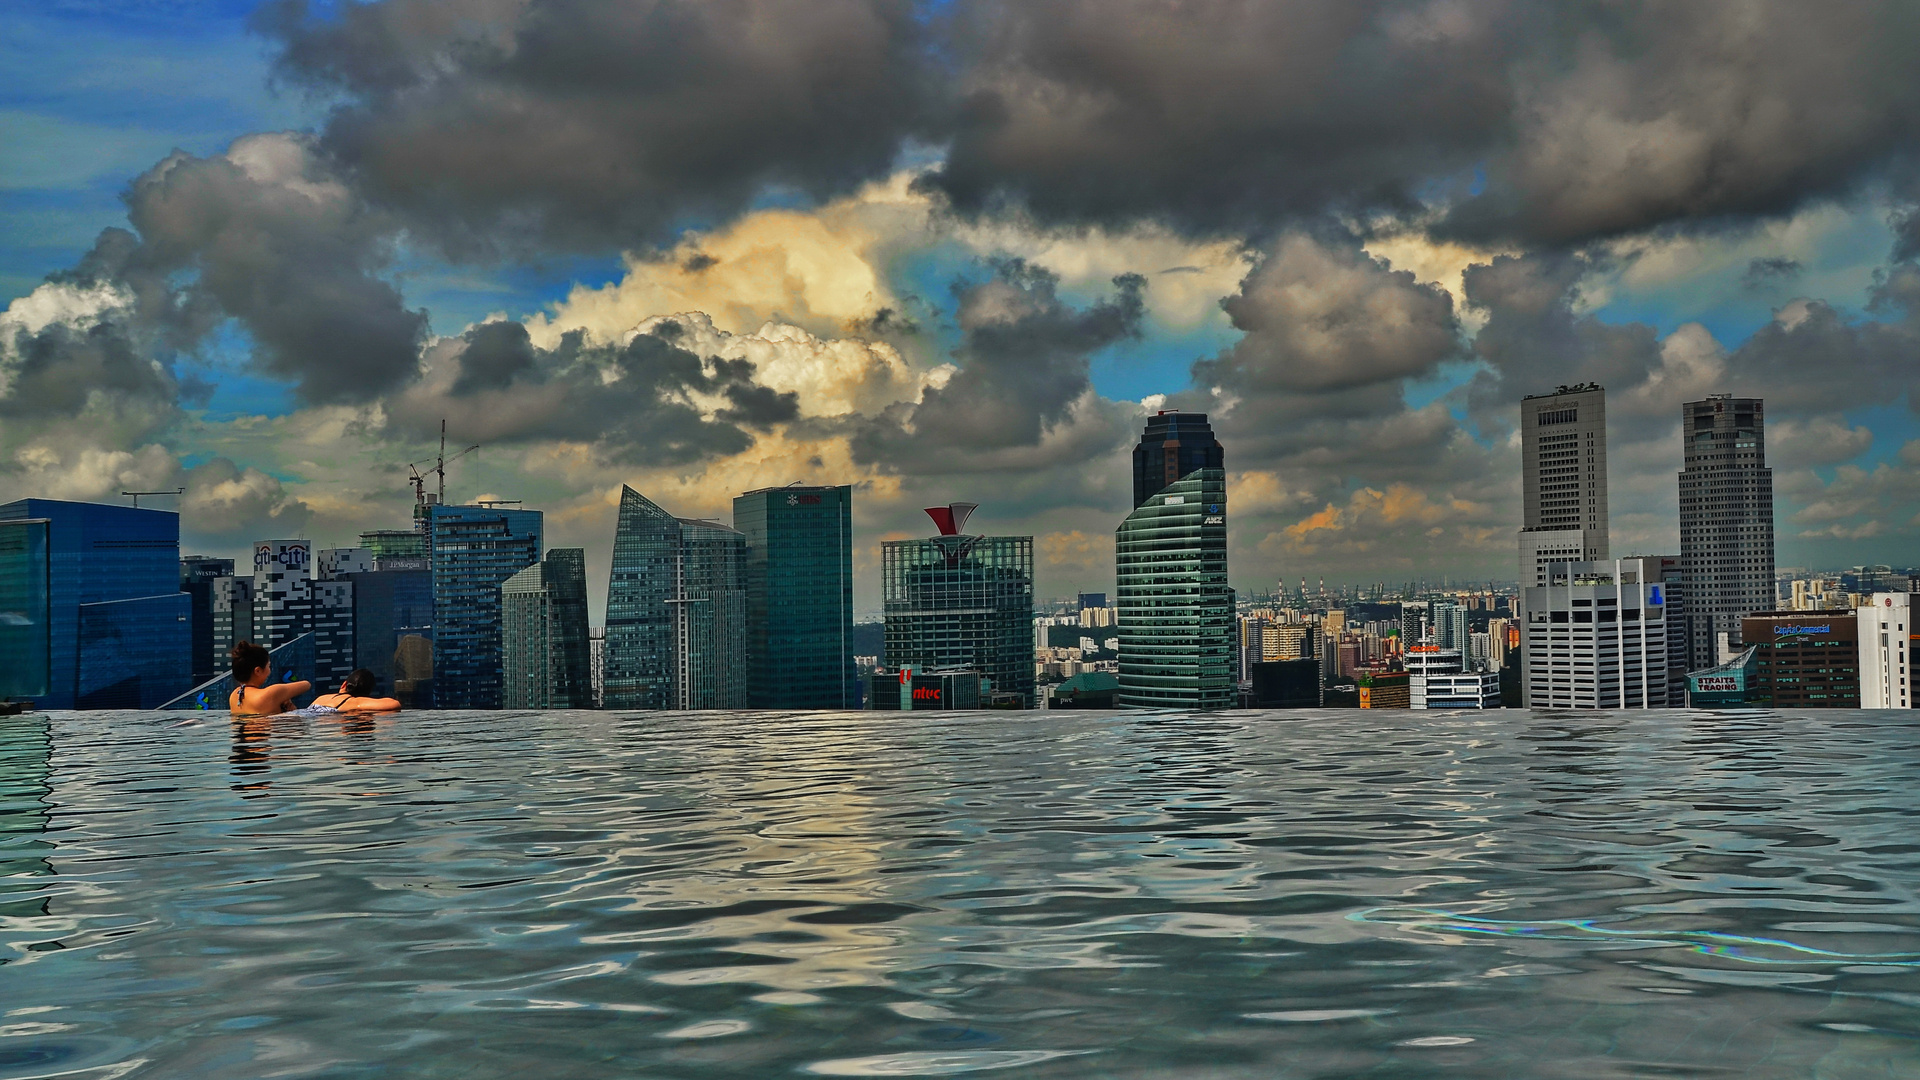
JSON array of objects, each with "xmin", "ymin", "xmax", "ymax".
[{"xmin": 3, "ymin": 709, "xmax": 1919, "ymax": 1078}]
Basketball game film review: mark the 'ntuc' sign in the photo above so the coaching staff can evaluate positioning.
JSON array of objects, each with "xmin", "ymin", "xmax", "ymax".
[{"xmin": 1774, "ymin": 624, "xmax": 1830, "ymax": 637}]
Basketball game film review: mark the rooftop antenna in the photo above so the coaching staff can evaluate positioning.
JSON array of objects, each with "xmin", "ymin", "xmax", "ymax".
[{"xmin": 121, "ymin": 487, "xmax": 185, "ymax": 509}]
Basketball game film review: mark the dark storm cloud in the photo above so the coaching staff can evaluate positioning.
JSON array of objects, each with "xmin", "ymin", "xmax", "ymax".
[
  {"xmin": 924, "ymin": 0, "xmax": 1920, "ymax": 246},
  {"xmin": 257, "ymin": 0, "xmax": 937, "ymax": 254},
  {"xmin": 1169, "ymin": 234, "xmax": 1462, "ymax": 477},
  {"xmin": 0, "ymin": 316, "xmax": 178, "ymax": 419},
  {"xmin": 1727, "ymin": 264, "xmax": 1920, "ymax": 415},
  {"xmin": 851, "ymin": 261, "xmax": 1144, "ymax": 471},
  {"xmin": 395, "ymin": 319, "xmax": 799, "ymax": 466},
  {"xmin": 122, "ymin": 139, "xmax": 428, "ymax": 405}
]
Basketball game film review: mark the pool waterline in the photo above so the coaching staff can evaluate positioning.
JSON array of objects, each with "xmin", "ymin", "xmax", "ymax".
[{"xmin": 2, "ymin": 708, "xmax": 1918, "ymax": 1078}]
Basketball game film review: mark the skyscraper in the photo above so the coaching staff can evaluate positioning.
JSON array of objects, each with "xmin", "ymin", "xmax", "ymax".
[
  {"xmin": 734, "ymin": 485, "xmax": 855, "ymax": 709},
  {"xmin": 179, "ymin": 555, "xmax": 234, "ymax": 687},
  {"xmin": 1518, "ymin": 385, "xmax": 1609, "ymax": 588},
  {"xmin": 882, "ymin": 504, "xmax": 1035, "ymax": 707},
  {"xmin": 0, "ymin": 517, "xmax": 51, "ymax": 700},
  {"xmin": 502, "ymin": 548, "xmax": 593, "ymax": 709},
  {"xmin": 248, "ymin": 539, "xmax": 356, "ymax": 691},
  {"xmin": 342, "ymin": 558, "xmax": 433, "ymax": 704},
  {"xmin": 1115, "ymin": 467, "xmax": 1232, "ymax": 710},
  {"xmin": 424, "ymin": 503, "xmax": 544, "ymax": 708},
  {"xmin": 1132, "ymin": 411, "xmax": 1225, "ymax": 509},
  {"xmin": 603, "ymin": 486, "xmax": 748, "ymax": 710},
  {"xmin": 1679, "ymin": 395, "xmax": 1775, "ymax": 670},
  {"xmin": 0, "ymin": 499, "xmax": 190, "ymax": 709}
]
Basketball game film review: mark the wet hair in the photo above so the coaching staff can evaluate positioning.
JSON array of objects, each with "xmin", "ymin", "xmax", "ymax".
[
  {"xmin": 341, "ymin": 669, "xmax": 377, "ymax": 697},
  {"xmin": 230, "ymin": 642, "xmax": 270, "ymax": 681}
]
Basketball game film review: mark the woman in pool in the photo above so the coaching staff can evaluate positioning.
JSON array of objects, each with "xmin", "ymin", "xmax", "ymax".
[
  {"xmin": 228, "ymin": 642, "xmax": 310, "ymax": 716},
  {"xmin": 310, "ymin": 669, "xmax": 403, "ymax": 714}
]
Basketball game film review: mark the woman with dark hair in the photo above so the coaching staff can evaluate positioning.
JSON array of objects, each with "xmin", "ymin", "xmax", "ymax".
[
  {"xmin": 229, "ymin": 642, "xmax": 310, "ymax": 716},
  {"xmin": 311, "ymin": 669, "xmax": 403, "ymax": 714}
]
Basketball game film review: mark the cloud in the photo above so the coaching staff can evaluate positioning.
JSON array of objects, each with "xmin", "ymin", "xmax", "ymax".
[
  {"xmin": 851, "ymin": 260, "xmax": 1145, "ymax": 472},
  {"xmin": 1741, "ymin": 256, "xmax": 1804, "ymax": 290},
  {"xmin": 257, "ymin": 0, "xmax": 938, "ymax": 254}
]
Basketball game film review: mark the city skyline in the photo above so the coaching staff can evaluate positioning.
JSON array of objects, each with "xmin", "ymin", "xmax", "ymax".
[{"xmin": 4, "ymin": 4, "xmax": 1920, "ymax": 622}]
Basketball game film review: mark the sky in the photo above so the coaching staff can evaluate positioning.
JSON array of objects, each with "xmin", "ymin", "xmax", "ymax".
[{"xmin": 3, "ymin": 0, "xmax": 1919, "ymax": 621}]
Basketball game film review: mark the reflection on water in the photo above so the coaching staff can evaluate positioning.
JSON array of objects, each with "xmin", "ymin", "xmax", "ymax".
[{"xmin": 2, "ymin": 708, "xmax": 1919, "ymax": 1078}]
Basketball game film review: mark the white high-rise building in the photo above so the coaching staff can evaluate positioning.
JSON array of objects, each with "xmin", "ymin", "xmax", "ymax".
[
  {"xmin": 1522, "ymin": 557, "xmax": 1673, "ymax": 709},
  {"xmin": 1859, "ymin": 592, "xmax": 1912, "ymax": 709}
]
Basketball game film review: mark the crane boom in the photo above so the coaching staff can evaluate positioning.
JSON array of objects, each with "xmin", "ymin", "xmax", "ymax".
[{"xmin": 403, "ymin": 419, "xmax": 481, "ymax": 509}]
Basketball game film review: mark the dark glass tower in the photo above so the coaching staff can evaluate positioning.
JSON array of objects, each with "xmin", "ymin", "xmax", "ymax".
[
  {"xmin": 0, "ymin": 499, "xmax": 190, "ymax": 709},
  {"xmin": 1133, "ymin": 411, "xmax": 1224, "ymax": 509},
  {"xmin": 1679, "ymin": 395, "xmax": 1774, "ymax": 670},
  {"xmin": 1115, "ymin": 468, "xmax": 1233, "ymax": 709},
  {"xmin": 502, "ymin": 548, "xmax": 593, "ymax": 709},
  {"xmin": 424, "ymin": 503, "xmax": 543, "ymax": 708},
  {"xmin": 179, "ymin": 555, "xmax": 234, "ymax": 687},
  {"xmin": 733, "ymin": 485, "xmax": 855, "ymax": 709},
  {"xmin": 0, "ymin": 518, "xmax": 51, "ymax": 700}
]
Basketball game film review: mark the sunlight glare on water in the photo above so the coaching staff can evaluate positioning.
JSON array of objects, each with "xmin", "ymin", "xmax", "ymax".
[{"xmin": 2, "ymin": 708, "xmax": 1918, "ymax": 1078}]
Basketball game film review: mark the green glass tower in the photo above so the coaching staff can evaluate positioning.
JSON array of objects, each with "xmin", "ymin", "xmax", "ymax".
[
  {"xmin": 1115, "ymin": 467, "xmax": 1232, "ymax": 709},
  {"xmin": 733, "ymin": 485, "xmax": 855, "ymax": 709}
]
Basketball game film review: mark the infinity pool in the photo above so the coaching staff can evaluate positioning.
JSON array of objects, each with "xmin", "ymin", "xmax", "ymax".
[{"xmin": 2, "ymin": 709, "xmax": 1918, "ymax": 1078}]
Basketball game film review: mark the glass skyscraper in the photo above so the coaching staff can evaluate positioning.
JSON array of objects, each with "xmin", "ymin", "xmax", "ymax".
[
  {"xmin": 882, "ymin": 509, "xmax": 1034, "ymax": 707},
  {"xmin": 502, "ymin": 548, "xmax": 593, "ymax": 709},
  {"xmin": 733, "ymin": 485, "xmax": 855, "ymax": 709},
  {"xmin": 0, "ymin": 499, "xmax": 190, "ymax": 709},
  {"xmin": 1132, "ymin": 411, "xmax": 1224, "ymax": 509},
  {"xmin": 425, "ymin": 503, "xmax": 543, "ymax": 709},
  {"xmin": 604, "ymin": 486, "xmax": 748, "ymax": 710},
  {"xmin": 0, "ymin": 518, "xmax": 51, "ymax": 700},
  {"xmin": 1115, "ymin": 467, "xmax": 1233, "ymax": 710}
]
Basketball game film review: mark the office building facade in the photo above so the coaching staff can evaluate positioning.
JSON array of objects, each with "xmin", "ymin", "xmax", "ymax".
[
  {"xmin": 734, "ymin": 485, "xmax": 855, "ymax": 709},
  {"xmin": 1858, "ymin": 593, "xmax": 1912, "ymax": 709},
  {"xmin": 0, "ymin": 518, "xmax": 51, "ymax": 700},
  {"xmin": 1521, "ymin": 557, "xmax": 1673, "ymax": 709},
  {"xmin": 343, "ymin": 563, "xmax": 433, "ymax": 704},
  {"xmin": 1115, "ymin": 468, "xmax": 1232, "ymax": 709},
  {"xmin": 1132, "ymin": 411, "xmax": 1225, "ymax": 509},
  {"xmin": 1742, "ymin": 611, "xmax": 1857, "ymax": 707},
  {"xmin": 883, "ymin": 504, "xmax": 1035, "ymax": 707},
  {"xmin": 604, "ymin": 486, "xmax": 748, "ymax": 710},
  {"xmin": 425, "ymin": 504, "xmax": 544, "ymax": 709},
  {"xmin": 1680, "ymin": 395, "xmax": 1775, "ymax": 670},
  {"xmin": 180, "ymin": 555, "xmax": 234, "ymax": 687},
  {"xmin": 0, "ymin": 499, "xmax": 190, "ymax": 709},
  {"xmin": 1518, "ymin": 385, "xmax": 1609, "ymax": 594},
  {"xmin": 502, "ymin": 548, "xmax": 593, "ymax": 709}
]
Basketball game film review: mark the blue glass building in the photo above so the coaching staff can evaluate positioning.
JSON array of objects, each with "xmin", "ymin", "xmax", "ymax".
[
  {"xmin": 424, "ymin": 504, "xmax": 543, "ymax": 709},
  {"xmin": 733, "ymin": 485, "xmax": 855, "ymax": 709},
  {"xmin": 179, "ymin": 555, "xmax": 233, "ymax": 686},
  {"xmin": 0, "ymin": 499, "xmax": 190, "ymax": 709},
  {"xmin": 0, "ymin": 518, "xmax": 51, "ymax": 700},
  {"xmin": 343, "ymin": 564, "xmax": 434, "ymax": 705}
]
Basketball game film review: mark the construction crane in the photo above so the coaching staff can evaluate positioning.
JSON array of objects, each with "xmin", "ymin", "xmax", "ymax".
[{"xmin": 407, "ymin": 420, "xmax": 480, "ymax": 508}]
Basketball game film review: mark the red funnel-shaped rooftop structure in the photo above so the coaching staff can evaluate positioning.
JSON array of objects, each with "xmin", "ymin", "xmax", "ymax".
[{"xmin": 923, "ymin": 502, "xmax": 978, "ymax": 536}]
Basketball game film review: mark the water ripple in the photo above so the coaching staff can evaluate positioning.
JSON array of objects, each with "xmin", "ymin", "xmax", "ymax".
[{"xmin": 2, "ymin": 708, "xmax": 1919, "ymax": 1078}]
